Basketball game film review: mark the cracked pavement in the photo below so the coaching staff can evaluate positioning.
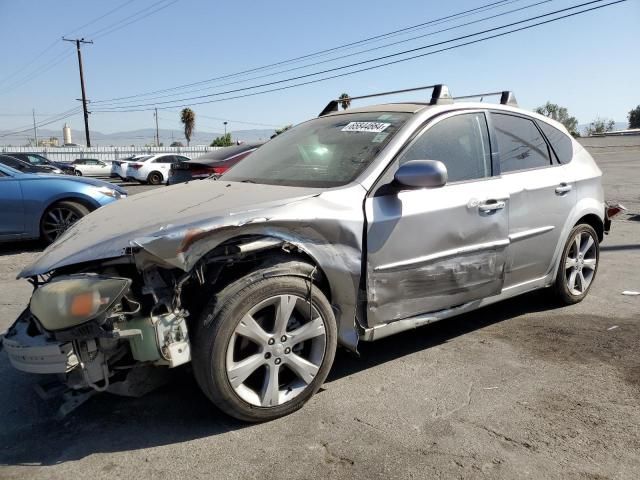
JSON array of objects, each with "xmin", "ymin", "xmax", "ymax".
[{"xmin": 1, "ymin": 148, "xmax": 639, "ymax": 479}]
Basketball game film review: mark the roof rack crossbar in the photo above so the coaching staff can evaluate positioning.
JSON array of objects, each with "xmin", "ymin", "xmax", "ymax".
[
  {"xmin": 318, "ymin": 84, "xmax": 453, "ymax": 116},
  {"xmin": 453, "ymin": 90, "xmax": 518, "ymax": 107}
]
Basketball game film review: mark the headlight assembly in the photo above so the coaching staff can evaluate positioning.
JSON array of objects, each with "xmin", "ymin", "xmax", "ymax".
[
  {"xmin": 91, "ymin": 185, "xmax": 124, "ymax": 199},
  {"xmin": 30, "ymin": 275, "xmax": 132, "ymax": 331}
]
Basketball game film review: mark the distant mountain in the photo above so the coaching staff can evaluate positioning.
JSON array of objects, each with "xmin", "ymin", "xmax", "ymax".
[{"xmin": 0, "ymin": 127, "xmax": 275, "ymax": 147}]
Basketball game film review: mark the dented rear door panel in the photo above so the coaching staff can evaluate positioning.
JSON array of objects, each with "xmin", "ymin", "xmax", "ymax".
[{"xmin": 365, "ymin": 179, "xmax": 510, "ymax": 326}]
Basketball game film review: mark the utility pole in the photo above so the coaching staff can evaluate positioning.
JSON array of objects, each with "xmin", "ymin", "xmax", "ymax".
[
  {"xmin": 224, "ymin": 121, "xmax": 228, "ymax": 136},
  {"xmin": 154, "ymin": 108, "xmax": 160, "ymax": 147},
  {"xmin": 32, "ymin": 109, "xmax": 38, "ymax": 146},
  {"xmin": 63, "ymin": 37, "xmax": 93, "ymax": 147}
]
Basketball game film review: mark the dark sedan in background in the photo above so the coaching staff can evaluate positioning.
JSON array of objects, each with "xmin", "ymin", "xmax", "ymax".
[
  {"xmin": 167, "ymin": 143, "xmax": 263, "ymax": 185},
  {"xmin": 0, "ymin": 154, "xmax": 51, "ymax": 174},
  {"xmin": 5, "ymin": 152, "xmax": 75, "ymax": 174}
]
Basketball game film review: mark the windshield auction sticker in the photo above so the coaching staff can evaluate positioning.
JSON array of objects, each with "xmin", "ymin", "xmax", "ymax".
[{"xmin": 341, "ymin": 121, "xmax": 391, "ymax": 133}]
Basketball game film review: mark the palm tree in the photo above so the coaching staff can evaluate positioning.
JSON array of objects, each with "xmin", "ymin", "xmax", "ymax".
[
  {"xmin": 180, "ymin": 108, "xmax": 195, "ymax": 146},
  {"xmin": 338, "ymin": 93, "xmax": 351, "ymax": 110}
]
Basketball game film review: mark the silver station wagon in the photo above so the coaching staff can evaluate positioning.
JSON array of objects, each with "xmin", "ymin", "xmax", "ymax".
[{"xmin": 2, "ymin": 85, "xmax": 610, "ymax": 421}]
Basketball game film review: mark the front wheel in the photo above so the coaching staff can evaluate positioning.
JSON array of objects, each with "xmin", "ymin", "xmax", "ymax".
[
  {"xmin": 192, "ymin": 269, "xmax": 337, "ymax": 422},
  {"xmin": 74, "ymin": 170, "xmax": 82, "ymax": 176},
  {"xmin": 553, "ymin": 224, "xmax": 600, "ymax": 304},
  {"xmin": 40, "ymin": 201, "xmax": 90, "ymax": 244}
]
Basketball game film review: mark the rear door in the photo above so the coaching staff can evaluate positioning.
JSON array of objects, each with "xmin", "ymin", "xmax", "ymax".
[
  {"xmin": 155, "ymin": 155, "xmax": 177, "ymax": 177},
  {"xmin": 0, "ymin": 169, "xmax": 25, "ymax": 238},
  {"xmin": 490, "ymin": 112, "xmax": 576, "ymax": 288},
  {"xmin": 365, "ymin": 111, "xmax": 510, "ymax": 325}
]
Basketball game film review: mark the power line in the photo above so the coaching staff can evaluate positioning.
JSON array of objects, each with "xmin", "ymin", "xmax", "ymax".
[
  {"xmin": 90, "ymin": 0, "xmax": 525, "ymax": 105},
  {"xmin": 90, "ymin": 0, "xmax": 178, "ymax": 39},
  {"xmin": 0, "ymin": 0, "xmax": 176, "ymax": 96},
  {"xmin": 93, "ymin": 0, "xmax": 552, "ymax": 107},
  {"xmin": 0, "ymin": 108, "xmax": 82, "ymax": 138},
  {"xmin": 93, "ymin": 0, "xmax": 623, "ymax": 112},
  {"xmin": 64, "ymin": 0, "xmax": 139, "ymax": 36}
]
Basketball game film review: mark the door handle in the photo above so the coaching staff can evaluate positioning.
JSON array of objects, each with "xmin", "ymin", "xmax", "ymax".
[
  {"xmin": 478, "ymin": 200, "xmax": 506, "ymax": 213},
  {"xmin": 555, "ymin": 183, "xmax": 573, "ymax": 195}
]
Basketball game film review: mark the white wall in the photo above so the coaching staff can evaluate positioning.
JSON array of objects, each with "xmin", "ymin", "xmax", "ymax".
[{"xmin": 0, "ymin": 146, "xmax": 221, "ymax": 163}]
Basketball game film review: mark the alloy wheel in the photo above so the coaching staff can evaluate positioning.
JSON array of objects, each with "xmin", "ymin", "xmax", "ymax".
[
  {"xmin": 565, "ymin": 231, "xmax": 598, "ymax": 295},
  {"xmin": 225, "ymin": 294, "xmax": 327, "ymax": 407},
  {"xmin": 42, "ymin": 207, "xmax": 80, "ymax": 242}
]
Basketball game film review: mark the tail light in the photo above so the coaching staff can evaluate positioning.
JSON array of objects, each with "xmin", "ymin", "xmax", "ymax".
[
  {"xmin": 606, "ymin": 202, "xmax": 626, "ymax": 220},
  {"xmin": 212, "ymin": 166, "xmax": 228, "ymax": 174},
  {"xmin": 187, "ymin": 165, "xmax": 229, "ymax": 177},
  {"xmin": 129, "ymin": 163, "xmax": 143, "ymax": 170}
]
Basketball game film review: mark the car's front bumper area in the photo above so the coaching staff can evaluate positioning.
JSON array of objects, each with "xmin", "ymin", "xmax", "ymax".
[{"xmin": 3, "ymin": 311, "xmax": 79, "ymax": 375}]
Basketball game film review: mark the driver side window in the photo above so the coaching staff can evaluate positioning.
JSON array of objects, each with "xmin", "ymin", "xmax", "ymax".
[{"xmin": 398, "ymin": 113, "xmax": 492, "ymax": 183}]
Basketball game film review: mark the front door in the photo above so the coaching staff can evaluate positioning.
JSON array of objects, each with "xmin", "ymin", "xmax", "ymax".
[
  {"xmin": 365, "ymin": 111, "xmax": 510, "ymax": 326},
  {"xmin": 0, "ymin": 173, "xmax": 24, "ymax": 238}
]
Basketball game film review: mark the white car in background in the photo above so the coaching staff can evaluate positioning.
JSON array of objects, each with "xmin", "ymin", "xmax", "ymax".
[
  {"xmin": 126, "ymin": 153, "xmax": 191, "ymax": 185},
  {"xmin": 71, "ymin": 158, "xmax": 112, "ymax": 177},
  {"xmin": 111, "ymin": 155, "xmax": 149, "ymax": 180}
]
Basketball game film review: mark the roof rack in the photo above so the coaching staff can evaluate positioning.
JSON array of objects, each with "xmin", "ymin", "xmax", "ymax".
[
  {"xmin": 318, "ymin": 84, "xmax": 453, "ymax": 117},
  {"xmin": 453, "ymin": 91, "xmax": 518, "ymax": 107}
]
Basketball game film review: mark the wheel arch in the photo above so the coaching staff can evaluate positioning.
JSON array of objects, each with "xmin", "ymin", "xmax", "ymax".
[
  {"xmin": 575, "ymin": 213, "xmax": 604, "ymax": 242},
  {"xmin": 28, "ymin": 194, "xmax": 100, "ymax": 238},
  {"xmin": 176, "ymin": 233, "xmax": 360, "ymax": 351}
]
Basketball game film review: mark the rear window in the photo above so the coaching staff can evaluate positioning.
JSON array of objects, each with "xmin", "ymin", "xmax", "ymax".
[
  {"xmin": 537, "ymin": 121, "xmax": 573, "ymax": 164},
  {"xmin": 492, "ymin": 113, "xmax": 551, "ymax": 173}
]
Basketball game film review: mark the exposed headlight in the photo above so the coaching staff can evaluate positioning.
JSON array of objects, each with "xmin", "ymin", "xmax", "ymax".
[
  {"xmin": 30, "ymin": 275, "xmax": 132, "ymax": 331},
  {"xmin": 91, "ymin": 185, "xmax": 125, "ymax": 199}
]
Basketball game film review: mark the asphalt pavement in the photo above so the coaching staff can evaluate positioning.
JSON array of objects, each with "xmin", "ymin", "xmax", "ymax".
[{"xmin": 0, "ymin": 148, "xmax": 638, "ymax": 479}]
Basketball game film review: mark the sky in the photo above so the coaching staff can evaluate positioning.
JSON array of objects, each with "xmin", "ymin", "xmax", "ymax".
[{"xmin": 0, "ymin": 0, "xmax": 638, "ymax": 142}]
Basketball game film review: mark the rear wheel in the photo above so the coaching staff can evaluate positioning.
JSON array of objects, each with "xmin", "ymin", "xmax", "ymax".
[
  {"xmin": 192, "ymin": 267, "xmax": 337, "ymax": 422},
  {"xmin": 147, "ymin": 171, "xmax": 163, "ymax": 185},
  {"xmin": 553, "ymin": 224, "xmax": 599, "ymax": 304},
  {"xmin": 40, "ymin": 201, "xmax": 90, "ymax": 244}
]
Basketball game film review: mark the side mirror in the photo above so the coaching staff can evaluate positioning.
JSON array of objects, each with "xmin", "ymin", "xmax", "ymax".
[{"xmin": 394, "ymin": 159, "xmax": 448, "ymax": 189}]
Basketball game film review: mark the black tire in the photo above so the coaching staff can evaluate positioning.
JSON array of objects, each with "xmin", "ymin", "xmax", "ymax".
[
  {"xmin": 40, "ymin": 201, "xmax": 90, "ymax": 245},
  {"xmin": 74, "ymin": 170, "xmax": 82, "ymax": 176},
  {"xmin": 553, "ymin": 223, "xmax": 600, "ymax": 305},
  {"xmin": 192, "ymin": 263, "xmax": 337, "ymax": 422},
  {"xmin": 147, "ymin": 171, "xmax": 163, "ymax": 185}
]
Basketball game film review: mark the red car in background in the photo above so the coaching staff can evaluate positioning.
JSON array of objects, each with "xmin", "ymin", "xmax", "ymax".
[{"xmin": 167, "ymin": 143, "xmax": 263, "ymax": 185}]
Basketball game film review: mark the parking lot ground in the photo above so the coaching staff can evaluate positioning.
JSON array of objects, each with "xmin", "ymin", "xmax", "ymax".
[{"xmin": 0, "ymin": 148, "xmax": 638, "ymax": 479}]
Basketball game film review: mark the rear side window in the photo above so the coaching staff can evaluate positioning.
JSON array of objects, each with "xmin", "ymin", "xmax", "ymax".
[
  {"xmin": 492, "ymin": 114, "xmax": 551, "ymax": 173},
  {"xmin": 537, "ymin": 121, "xmax": 573, "ymax": 164},
  {"xmin": 399, "ymin": 113, "xmax": 492, "ymax": 183}
]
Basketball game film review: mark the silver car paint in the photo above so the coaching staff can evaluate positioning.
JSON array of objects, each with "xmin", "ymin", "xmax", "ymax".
[{"xmin": 17, "ymin": 102, "xmax": 604, "ymax": 351}]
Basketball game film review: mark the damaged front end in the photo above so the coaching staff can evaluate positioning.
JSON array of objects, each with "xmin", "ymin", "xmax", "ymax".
[{"xmin": 3, "ymin": 266, "xmax": 193, "ymax": 411}]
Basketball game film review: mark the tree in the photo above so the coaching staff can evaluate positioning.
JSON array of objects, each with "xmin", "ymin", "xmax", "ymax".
[
  {"xmin": 535, "ymin": 102, "xmax": 579, "ymax": 137},
  {"xmin": 270, "ymin": 124, "xmax": 292, "ymax": 139},
  {"xmin": 338, "ymin": 93, "xmax": 351, "ymax": 110},
  {"xmin": 210, "ymin": 133, "xmax": 233, "ymax": 147},
  {"xmin": 628, "ymin": 105, "xmax": 640, "ymax": 129},
  {"xmin": 586, "ymin": 117, "xmax": 615, "ymax": 136},
  {"xmin": 170, "ymin": 141, "xmax": 184, "ymax": 147},
  {"xmin": 180, "ymin": 108, "xmax": 195, "ymax": 146}
]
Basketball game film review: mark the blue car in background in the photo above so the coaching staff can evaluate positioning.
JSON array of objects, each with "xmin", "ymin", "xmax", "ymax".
[{"xmin": 0, "ymin": 163, "xmax": 127, "ymax": 244}]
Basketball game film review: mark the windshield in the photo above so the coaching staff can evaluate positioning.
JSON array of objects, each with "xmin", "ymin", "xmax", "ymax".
[{"xmin": 221, "ymin": 112, "xmax": 411, "ymax": 187}]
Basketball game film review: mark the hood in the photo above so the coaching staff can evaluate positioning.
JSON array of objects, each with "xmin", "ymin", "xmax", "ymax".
[
  {"xmin": 27, "ymin": 173, "xmax": 127, "ymax": 194},
  {"xmin": 19, "ymin": 179, "xmax": 320, "ymax": 277}
]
